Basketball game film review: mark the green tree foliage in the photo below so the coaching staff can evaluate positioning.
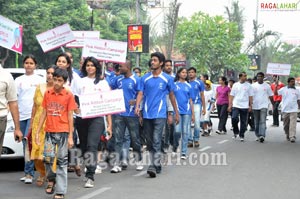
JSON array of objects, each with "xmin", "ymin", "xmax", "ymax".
[
  {"xmin": 0, "ymin": 0, "xmax": 148, "ymax": 70},
  {"xmin": 175, "ymin": 12, "xmax": 248, "ymax": 81}
]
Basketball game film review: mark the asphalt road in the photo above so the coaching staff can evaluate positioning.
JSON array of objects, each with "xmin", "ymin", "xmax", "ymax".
[{"xmin": 1, "ymin": 116, "xmax": 300, "ymax": 199}]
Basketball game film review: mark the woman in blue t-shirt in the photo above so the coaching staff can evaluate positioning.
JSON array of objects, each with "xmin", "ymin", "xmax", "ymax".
[{"xmin": 173, "ymin": 68, "xmax": 194, "ymax": 159}]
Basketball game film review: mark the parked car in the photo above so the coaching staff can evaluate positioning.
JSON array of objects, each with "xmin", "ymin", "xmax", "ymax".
[{"xmin": 1, "ymin": 68, "xmax": 46, "ymax": 159}]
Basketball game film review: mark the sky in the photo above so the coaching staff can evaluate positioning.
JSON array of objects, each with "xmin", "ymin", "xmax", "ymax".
[{"xmin": 149, "ymin": 0, "xmax": 300, "ymax": 45}]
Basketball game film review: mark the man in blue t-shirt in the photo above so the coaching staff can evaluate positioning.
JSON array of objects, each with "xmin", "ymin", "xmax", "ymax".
[
  {"xmin": 188, "ymin": 67, "xmax": 206, "ymax": 148},
  {"xmin": 110, "ymin": 60, "xmax": 143, "ymax": 173},
  {"xmin": 135, "ymin": 52, "xmax": 179, "ymax": 178}
]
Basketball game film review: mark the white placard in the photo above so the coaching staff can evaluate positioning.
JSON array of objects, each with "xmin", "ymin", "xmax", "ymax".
[
  {"xmin": 36, "ymin": 24, "xmax": 75, "ymax": 52},
  {"xmin": 266, "ymin": 63, "xmax": 291, "ymax": 76},
  {"xmin": 82, "ymin": 38, "xmax": 127, "ymax": 63},
  {"xmin": 66, "ymin": 31, "xmax": 100, "ymax": 48},
  {"xmin": 79, "ymin": 89, "xmax": 125, "ymax": 118},
  {"xmin": 0, "ymin": 15, "xmax": 23, "ymax": 54}
]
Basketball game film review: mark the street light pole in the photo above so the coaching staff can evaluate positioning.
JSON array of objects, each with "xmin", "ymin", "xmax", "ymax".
[{"xmin": 136, "ymin": 0, "xmax": 140, "ymax": 68}]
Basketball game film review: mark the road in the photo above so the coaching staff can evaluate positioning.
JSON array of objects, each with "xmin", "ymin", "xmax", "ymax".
[{"xmin": 1, "ymin": 116, "xmax": 300, "ymax": 199}]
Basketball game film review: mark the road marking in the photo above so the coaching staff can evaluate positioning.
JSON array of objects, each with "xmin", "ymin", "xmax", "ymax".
[
  {"xmin": 133, "ymin": 170, "xmax": 147, "ymax": 177},
  {"xmin": 199, "ymin": 146, "xmax": 211, "ymax": 152},
  {"xmin": 218, "ymin": 139, "xmax": 229, "ymax": 144},
  {"xmin": 77, "ymin": 187, "xmax": 112, "ymax": 199}
]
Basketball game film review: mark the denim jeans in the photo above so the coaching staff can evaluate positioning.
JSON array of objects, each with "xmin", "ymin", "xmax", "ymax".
[
  {"xmin": 217, "ymin": 104, "xmax": 229, "ymax": 132},
  {"xmin": 143, "ymin": 118, "xmax": 166, "ymax": 172},
  {"xmin": 20, "ymin": 119, "xmax": 35, "ymax": 177},
  {"xmin": 174, "ymin": 114, "xmax": 191, "ymax": 155},
  {"xmin": 113, "ymin": 115, "xmax": 142, "ymax": 165},
  {"xmin": 121, "ymin": 128, "xmax": 130, "ymax": 162},
  {"xmin": 76, "ymin": 116, "xmax": 104, "ymax": 181},
  {"xmin": 188, "ymin": 103, "xmax": 202, "ymax": 142},
  {"xmin": 272, "ymin": 101, "xmax": 281, "ymax": 126},
  {"xmin": 161, "ymin": 114, "xmax": 174, "ymax": 152},
  {"xmin": 253, "ymin": 108, "xmax": 268, "ymax": 137},
  {"xmin": 231, "ymin": 108, "xmax": 249, "ymax": 138},
  {"xmin": 44, "ymin": 132, "xmax": 68, "ymax": 195}
]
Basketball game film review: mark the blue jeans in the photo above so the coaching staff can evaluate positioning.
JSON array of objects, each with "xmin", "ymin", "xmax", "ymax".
[
  {"xmin": 174, "ymin": 114, "xmax": 191, "ymax": 155},
  {"xmin": 44, "ymin": 132, "xmax": 68, "ymax": 195},
  {"xmin": 20, "ymin": 119, "xmax": 35, "ymax": 177},
  {"xmin": 113, "ymin": 115, "xmax": 142, "ymax": 165},
  {"xmin": 76, "ymin": 116, "xmax": 104, "ymax": 181},
  {"xmin": 143, "ymin": 118, "xmax": 166, "ymax": 172},
  {"xmin": 121, "ymin": 128, "xmax": 130, "ymax": 162},
  {"xmin": 189, "ymin": 103, "xmax": 201, "ymax": 142},
  {"xmin": 231, "ymin": 108, "xmax": 249, "ymax": 138},
  {"xmin": 162, "ymin": 114, "xmax": 174, "ymax": 152},
  {"xmin": 253, "ymin": 108, "xmax": 268, "ymax": 137}
]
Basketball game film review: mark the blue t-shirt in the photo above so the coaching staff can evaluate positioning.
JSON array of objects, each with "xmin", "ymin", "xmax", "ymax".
[
  {"xmin": 112, "ymin": 74, "xmax": 141, "ymax": 117},
  {"xmin": 174, "ymin": 81, "xmax": 193, "ymax": 115},
  {"xmin": 189, "ymin": 79, "xmax": 205, "ymax": 104},
  {"xmin": 139, "ymin": 72, "xmax": 175, "ymax": 119}
]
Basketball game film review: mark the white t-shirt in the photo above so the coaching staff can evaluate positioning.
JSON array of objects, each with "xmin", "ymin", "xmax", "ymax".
[
  {"xmin": 73, "ymin": 77, "xmax": 111, "ymax": 117},
  {"xmin": 278, "ymin": 86, "xmax": 300, "ymax": 113},
  {"xmin": 252, "ymin": 82, "xmax": 273, "ymax": 110},
  {"xmin": 230, "ymin": 81, "xmax": 254, "ymax": 109},
  {"xmin": 201, "ymin": 89, "xmax": 214, "ymax": 121},
  {"xmin": 15, "ymin": 74, "xmax": 45, "ymax": 120}
]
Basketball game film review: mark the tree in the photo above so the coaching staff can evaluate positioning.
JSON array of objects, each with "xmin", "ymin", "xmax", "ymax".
[
  {"xmin": 175, "ymin": 12, "xmax": 248, "ymax": 81},
  {"xmin": 225, "ymin": 0, "xmax": 245, "ymax": 35}
]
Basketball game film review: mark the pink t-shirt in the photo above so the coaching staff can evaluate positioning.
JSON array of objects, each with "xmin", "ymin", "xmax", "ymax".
[{"xmin": 216, "ymin": 85, "xmax": 231, "ymax": 105}]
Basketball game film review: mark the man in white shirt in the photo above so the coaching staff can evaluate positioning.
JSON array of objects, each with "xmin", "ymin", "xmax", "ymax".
[
  {"xmin": 252, "ymin": 72, "xmax": 274, "ymax": 143},
  {"xmin": 228, "ymin": 72, "xmax": 254, "ymax": 142},
  {"xmin": 275, "ymin": 77, "xmax": 300, "ymax": 143},
  {"xmin": 0, "ymin": 66, "xmax": 23, "ymax": 156}
]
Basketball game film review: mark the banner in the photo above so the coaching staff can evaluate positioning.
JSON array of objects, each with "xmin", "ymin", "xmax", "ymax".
[
  {"xmin": 36, "ymin": 24, "xmax": 75, "ymax": 52},
  {"xmin": 0, "ymin": 15, "xmax": 23, "ymax": 54},
  {"xmin": 266, "ymin": 63, "xmax": 291, "ymax": 76},
  {"xmin": 79, "ymin": 89, "xmax": 125, "ymax": 118},
  {"xmin": 82, "ymin": 38, "xmax": 127, "ymax": 63},
  {"xmin": 66, "ymin": 31, "xmax": 100, "ymax": 48}
]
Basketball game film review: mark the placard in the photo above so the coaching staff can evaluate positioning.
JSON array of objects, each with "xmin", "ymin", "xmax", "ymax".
[
  {"xmin": 0, "ymin": 15, "xmax": 23, "ymax": 54},
  {"xmin": 79, "ymin": 89, "xmax": 125, "ymax": 118},
  {"xmin": 266, "ymin": 63, "xmax": 291, "ymax": 76},
  {"xmin": 82, "ymin": 38, "xmax": 127, "ymax": 63},
  {"xmin": 36, "ymin": 24, "xmax": 75, "ymax": 52},
  {"xmin": 66, "ymin": 31, "xmax": 99, "ymax": 48}
]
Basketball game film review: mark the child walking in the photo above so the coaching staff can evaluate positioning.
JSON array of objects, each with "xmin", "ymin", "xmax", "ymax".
[{"xmin": 35, "ymin": 68, "xmax": 77, "ymax": 199}]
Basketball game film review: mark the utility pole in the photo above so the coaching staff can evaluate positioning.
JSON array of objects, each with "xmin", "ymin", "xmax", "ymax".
[{"xmin": 136, "ymin": 0, "xmax": 140, "ymax": 68}]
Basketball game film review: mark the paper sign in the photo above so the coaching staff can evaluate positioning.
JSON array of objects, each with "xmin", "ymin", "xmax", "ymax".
[
  {"xmin": 266, "ymin": 63, "xmax": 291, "ymax": 76},
  {"xmin": 0, "ymin": 15, "xmax": 23, "ymax": 54},
  {"xmin": 36, "ymin": 24, "xmax": 75, "ymax": 52},
  {"xmin": 82, "ymin": 38, "xmax": 127, "ymax": 63},
  {"xmin": 66, "ymin": 31, "xmax": 100, "ymax": 48},
  {"xmin": 79, "ymin": 89, "xmax": 125, "ymax": 118}
]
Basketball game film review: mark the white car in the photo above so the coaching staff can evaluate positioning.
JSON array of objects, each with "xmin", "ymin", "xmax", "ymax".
[{"xmin": 1, "ymin": 68, "xmax": 46, "ymax": 159}]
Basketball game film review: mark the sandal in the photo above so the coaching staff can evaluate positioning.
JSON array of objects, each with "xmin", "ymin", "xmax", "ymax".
[
  {"xmin": 36, "ymin": 176, "xmax": 45, "ymax": 187},
  {"xmin": 74, "ymin": 166, "xmax": 81, "ymax": 177},
  {"xmin": 45, "ymin": 181, "xmax": 55, "ymax": 194},
  {"xmin": 53, "ymin": 194, "xmax": 64, "ymax": 199}
]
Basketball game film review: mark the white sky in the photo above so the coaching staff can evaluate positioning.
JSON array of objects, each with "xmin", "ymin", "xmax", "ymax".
[{"xmin": 150, "ymin": 0, "xmax": 300, "ymax": 45}]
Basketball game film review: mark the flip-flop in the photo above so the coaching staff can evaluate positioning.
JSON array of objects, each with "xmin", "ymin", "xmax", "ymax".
[
  {"xmin": 45, "ymin": 181, "xmax": 55, "ymax": 194},
  {"xmin": 36, "ymin": 176, "xmax": 45, "ymax": 187},
  {"xmin": 53, "ymin": 194, "xmax": 64, "ymax": 199}
]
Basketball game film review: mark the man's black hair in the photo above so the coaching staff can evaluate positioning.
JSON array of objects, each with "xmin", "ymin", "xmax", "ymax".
[{"xmin": 53, "ymin": 68, "xmax": 68, "ymax": 82}]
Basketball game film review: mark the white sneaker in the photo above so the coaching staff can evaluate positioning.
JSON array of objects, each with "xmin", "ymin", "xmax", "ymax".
[
  {"xmin": 240, "ymin": 137, "xmax": 244, "ymax": 142},
  {"xmin": 136, "ymin": 161, "xmax": 144, "ymax": 171},
  {"xmin": 24, "ymin": 175, "xmax": 33, "ymax": 184},
  {"xmin": 180, "ymin": 154, "xmax": 187, "ymax": 160},
  {"xmin": 95, "ymin": 165, "xmax": 102, "ymax": 174},
  {"xmin": 20, "ymin": 176, "xmax": 26, "ymax": 181},
  {"xmin": 84, "ymin": 178, "xmax": 94, "ymax": 188},
  {"xmin": 110, "ymin": 165, "xmax": 122, "ymax": 173}
]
